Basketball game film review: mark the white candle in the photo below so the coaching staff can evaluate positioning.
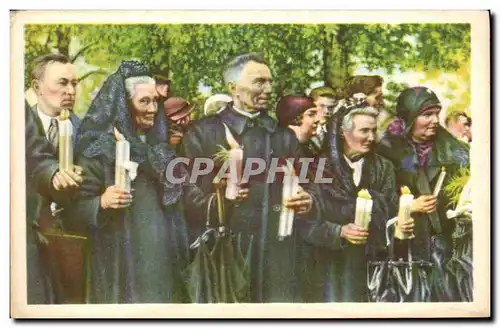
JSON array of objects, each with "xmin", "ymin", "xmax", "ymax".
[
  {"xmin": 285, "ymin": 175, "xmax": 300, "ymax": 236},
  {"xmin": 58, "ymin": 110, "xmax": 73, "ymax": 172},
  {"xmin": 395, "ymin": 186, "xmax": 415, "ymax": 240},
  {"xmin": 114, "ymin": 128, "xmax": 131, "ymax": 191},
  {"xmin": 278, "ymin": 174, "xmax": 293, "ymax": 241},
  {"xmin": 355, "ymin": 189, "xmax": 372, "ymax": 230},
  {"xmin": 279, "ymin": 164, "xmax": 299, "ymax": 241},
  {"xmin": 433, "ymin": 167, "xmax": 447, "ymax": 197},
  {"xmin": 225, "ymin": 148, "xmax": 243, "ymax": 200}
]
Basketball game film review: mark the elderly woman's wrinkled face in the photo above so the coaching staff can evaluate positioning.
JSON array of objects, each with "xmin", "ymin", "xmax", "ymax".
[
  {"xmin": 343, "ymin": 114, "xmax": 377, "ymax": 158},
  {"xmin": 130, "ymin": 83, "xmax": 158, "ymax": 131},
  {"xmin": 412, "ymin": 107, "xmax": 441, "ymax": 142}
]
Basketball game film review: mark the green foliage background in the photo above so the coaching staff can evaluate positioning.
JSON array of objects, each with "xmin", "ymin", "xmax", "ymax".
[
  {"xmin": 25, "ymin": 23, "xmax": 471, "ymax": 121},
  {"xmin": 24, "ymin": 23, "xmax": 472, "ymax": 203}
]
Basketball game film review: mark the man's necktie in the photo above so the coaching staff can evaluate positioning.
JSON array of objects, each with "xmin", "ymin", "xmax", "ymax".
[{"xmin": 47, "ymin": 118, "xmax": 59, "ymax": 150}]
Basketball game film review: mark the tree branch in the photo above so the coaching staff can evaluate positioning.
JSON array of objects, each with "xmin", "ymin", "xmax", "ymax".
[
  {"xmin": 78, "ymin": 69, "xmax": 108, "ymax": 82},
  {"xmin": 71, "ymin": 42, "xmax": 97, "ymax": 63}
]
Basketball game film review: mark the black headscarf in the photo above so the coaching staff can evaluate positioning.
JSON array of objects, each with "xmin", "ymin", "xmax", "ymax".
[
  {"xmin": 326, "ymin": 98, "xmax": 372, "ymax": 191},
  {"xmin": 75, "ymin": 61, "xmax": 183, "ymax": 205},
  {"xmin": 323, "ymin": 101, "xmax": 396, "ymax": 255}
]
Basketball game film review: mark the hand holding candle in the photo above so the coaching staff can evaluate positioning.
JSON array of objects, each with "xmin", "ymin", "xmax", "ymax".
[
  {"xmin": 100, "ymin": 185, "xmax": 133, "ymax": 209},
  {"xmin": 354, "ymin": 189, "xmax": 373, "ymax": 230},
  {"xmin": 395, "ymin": 186, "xmax": 415, "ymax": 240}
]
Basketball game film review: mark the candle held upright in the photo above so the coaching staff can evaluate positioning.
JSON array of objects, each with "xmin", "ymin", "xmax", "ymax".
[
  {"xmin": 433, "ymin": 166, "xmax": 447, "ymax": 197},
  {"xmin": 355, "ymin": 189, "xmax": 373, "ymax": 230},
  {"xmin": 221, "ymin": 123, "xmax": 243, "ymax": 200},
  {"xmin": 114, "ymin": 128, "xmax": 131, "ymax": 191},
  {"xmin": 395, "ymin": 185, "xmax": 415, "ymax": 240},
  {"xmin": 225, "ymin": 148, "xmax": 243, "ymax": 200},
  {"xmin": 58, "ymin": 109, "xmax": 73, "ymax": 172},
  {"xmin": 278, "ymin": 161, "xmax": 299, "ymax": 241}
]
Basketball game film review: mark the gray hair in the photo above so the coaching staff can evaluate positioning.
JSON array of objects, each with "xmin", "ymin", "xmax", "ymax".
[
  {"xmin": 31, "ymin": 53, "xmax": 72, "ymax": 81},
  {"xmin": 223, "ymin": 53, "xmax": 267, "ymax": 85},
  {"xmin": 124, "ymin": 76, "xmax": 155, "ymax": 99},
  {"xmin": 341, "ymin": 106, "xmax": 379, "ymax": 131}
]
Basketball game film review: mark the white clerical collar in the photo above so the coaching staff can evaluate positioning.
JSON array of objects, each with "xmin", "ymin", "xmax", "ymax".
[
  {"xmin": 36, "ymin": 105, "xmax": 61, "ymax": 136},
  {"xmin": 232, "ymin": 105, "xmax": 261, "ymax": 119},
  {"xmin": 344, "ymin": 154, "xmax": 364, "ymax": 187}
]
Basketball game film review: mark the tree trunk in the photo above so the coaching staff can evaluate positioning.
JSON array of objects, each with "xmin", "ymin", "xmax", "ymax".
[
  {"xmin": 322, "ymin": 24, "xmax": 353, "ymax": 98},
  {"xmin": 55, "ymin": 28, "xmax": 70, "ymax": 58}
]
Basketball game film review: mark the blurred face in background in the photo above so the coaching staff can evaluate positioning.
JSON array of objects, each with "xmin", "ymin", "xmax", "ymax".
[
  {"xmin": 289, "ymin": 107, "xmax": 320, "ymax": 143},
  {"xmin": 314, "ymin": 96, "xmax": 336, "ymax": 122},
  {"xmin": 365, "ymin": 86, "xmax": 383, "ymax": 109},
  {"xmin": 156, "ymin": 80, "xmax": 170, "ymax": 99},
  {"xmin": 33, "ymin": 61, "xmax": 77, "ymax": 116},
  {"xmin": 449, "ymin": 115, "xmax": 472, "ymax": 142}
]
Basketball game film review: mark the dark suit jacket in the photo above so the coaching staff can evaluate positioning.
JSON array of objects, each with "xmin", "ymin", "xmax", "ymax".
[
  {"xmin": 26, "ymin": 104, "xmax": 84, "ymax": 304},
  {"xmin": 26, "ymin": 105, "xmax": 81, "ymax": 230}
]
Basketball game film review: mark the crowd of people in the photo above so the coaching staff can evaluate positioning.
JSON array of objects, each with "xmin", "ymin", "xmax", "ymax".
[{"xmin": 25, "ymin": 52, "xmax": 472, "ymax": 304}]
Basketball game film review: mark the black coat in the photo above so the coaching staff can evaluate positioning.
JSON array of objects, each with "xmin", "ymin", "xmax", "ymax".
[
  {"xmin": 180, "ymin": 105, "xmax": 322, "ymax": 302},
  {"xmin": 25, "ymin": 105, "xmax": 81, "ymax": 304},
  {"xmin": 299, "ymin": 107, "xmax": 399, "ymax": 302}
]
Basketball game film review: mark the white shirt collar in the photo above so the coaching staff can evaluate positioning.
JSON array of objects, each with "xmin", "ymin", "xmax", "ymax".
[
  {"xmin": 36, "ymin": 105, "xmax": 60, "ymax": 136},
  {"xmin": 344, "ymin": 155, "xmax": 364, "ymax": 187},
  {"xmin": 232, "ymin": 105, "xmax": 261, "ymax": 119}
]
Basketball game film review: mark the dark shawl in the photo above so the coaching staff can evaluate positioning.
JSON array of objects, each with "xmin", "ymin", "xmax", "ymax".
[
  {"xmin": 307, "ymin": 103, "xmax": 398, "ymax": 257},
  {"xmin": 75, "ymin": 61, "xmax": 183, "ymax": 205},
  {"xmin": 376, "ymin": 87, "xmax": 470, "ymax": 262}
]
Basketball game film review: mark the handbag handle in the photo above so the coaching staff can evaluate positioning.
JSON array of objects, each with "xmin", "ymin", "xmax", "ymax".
[
  {"xmin": 384, "ymin": 217, "xmax": 414, "ymax": 296},
  {"xmin": 385, "ymin": 217, "xmax": 414, "ymax": 263},
  {"xmin": 188, "ymin": 193, "xmax": 217, "ymax": 250},
  {"xmin": 385, "ymin": 217, "xmax": 398, "ymax": 260}
]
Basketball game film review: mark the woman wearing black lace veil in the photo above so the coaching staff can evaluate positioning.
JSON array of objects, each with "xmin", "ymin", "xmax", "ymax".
[{"xmin": 66, "ymin": 61, "xmax": 189, "ymax": 303}]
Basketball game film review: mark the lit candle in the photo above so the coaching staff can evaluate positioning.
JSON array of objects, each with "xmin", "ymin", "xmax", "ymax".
[
  {"xmin": 433, "ymin": 167, "xmax": 447, "ymax": 197},
  {"xmin": 395, "ymin": 186, "xmax": 415, "ymax": 240},
  {"xmin": 58, "ymin": 109, "xmax": 73, "ymax": 172},
  {"xmin": 355, "ymin": 189, "xmax": 373, "ymax": 230},
  {"xmin": 114, "ymin": 128, "xmax": 131, "ymax": 191}
]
